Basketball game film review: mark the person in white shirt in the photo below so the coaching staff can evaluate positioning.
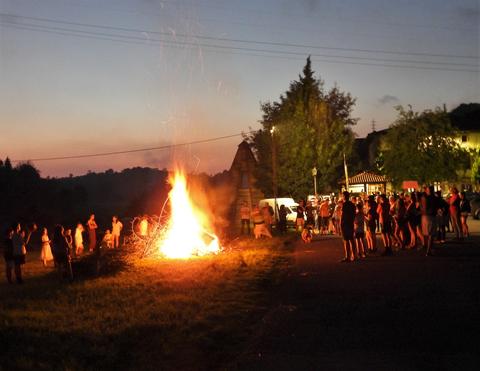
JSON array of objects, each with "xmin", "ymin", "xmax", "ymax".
[
  {"xmin": 111, "ymin": 216, "xmax": 123, "ymax": 248},
  {"xmin": 40, "ymin": 227, "xmax": 54, "ymax": 267},
  {"xmin": 74, "ymin": 223, "xmax": 84, "ymax": 256},
  {"xmin": 139, "ymin": 216, "xmax": 149, "ymax": 238},
  {"xmin": 102, "ymin": 230, "xmax": 113, "ymax": 249}
]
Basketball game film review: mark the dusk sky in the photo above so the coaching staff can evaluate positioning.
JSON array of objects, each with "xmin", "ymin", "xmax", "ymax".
[{"xmin": 0, "ymin": 0, "xmax": 479, "ymax": 177}]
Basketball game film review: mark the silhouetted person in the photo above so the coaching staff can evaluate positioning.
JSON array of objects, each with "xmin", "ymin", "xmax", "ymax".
[
  {"xmin": 305, "ymin": 201, "xmax": 316, "ymax": 230},
  {"xmin": 435, "ymin": 191, "xmax": 448, "ymax": 243},
  {"xmin": 459, "ymin": 191, "xmax": 471, "ymax": 238},
  {"xmin": 448, "ymin": 187, "xmax": 462, "ymax": 240},
  {"xmin": 421, "ymin": 186, "xmax": 438, "ymax": 257},
  {"xmin": 296, "ymin": 200, "xmax": 305, "ymax": 232},
  {"xmin": 354, "ymin": 203, "xmax": 366, "ymax": 258},
  {"xmin": 64, "ymin": 228, "xmax": 73, "ymax": 257},
  {"xmin": 52, "ymin": 225, "xmax": 73, "ymax": 282},
  {"xmin": 378, "ymin": 195, "xmax": 393, "ymax": 256},
  {"xmin": 365, "ymin": 199, "xmax": 377, "ymax": 252},
  {"xmin": 11, "ymin": 223, "xmax": 34, "ymax": 284},
  {"xmin": 261, "ymin": 202, "xmax": 273, "ymax": 233},
  {"xmin": 340, "ymin": 191, "xmax": 356, "ymax": 262},
  {"xmin": 278, "ymin": 204, "xmax": 288, "ymax": 234}
]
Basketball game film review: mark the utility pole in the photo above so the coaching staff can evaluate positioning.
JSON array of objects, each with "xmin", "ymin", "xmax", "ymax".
[
  {"xmin": 270, "ymin": 126, "xmax": 278, "ymax": 222},
  {"xmin": 371, "ymin": 119, "xmax": 376, "ymax": 132}
]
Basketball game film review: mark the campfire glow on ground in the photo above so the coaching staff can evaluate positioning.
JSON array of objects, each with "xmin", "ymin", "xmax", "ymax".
[{"xmin": 157, "ymin": 171, "xmax": 221, "ymax": 259}]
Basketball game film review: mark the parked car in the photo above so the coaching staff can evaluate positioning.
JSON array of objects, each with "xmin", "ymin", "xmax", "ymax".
[
  {"xmin": 470, "ymin": 195, "xmax": 480, "ymax": 219},
  {"xmin": 259, "ymin": 198, "xmax": 299, "ymax": 226}
]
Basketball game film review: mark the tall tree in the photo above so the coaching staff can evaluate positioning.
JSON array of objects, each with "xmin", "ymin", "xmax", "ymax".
[
  {"xmin": 4, "ymin": 157, "xmax": 12, "ymax": 172},
  {"xmin": 248, "ymin": 57, "xmax": 357, "ymax": 199},
  {"xmin": 381, "ymin": 106, "xmax": 469, "ymax": 186}
]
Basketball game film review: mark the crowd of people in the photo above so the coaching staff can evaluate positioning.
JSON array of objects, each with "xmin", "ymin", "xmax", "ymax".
[
  {"xmin": 309, "ymin": 187, "xmax": 471, "ymax": 262},
  {"xmin": 3, "ymin": 214, "xmax": 123, "ymax": 284},
  {"xmin": 240, "ymin": 186, "xmax": 472, "ymax": 262},
  {"xmin": 3, "ymin": 187, "xmax": 474, "ymax": 283}
]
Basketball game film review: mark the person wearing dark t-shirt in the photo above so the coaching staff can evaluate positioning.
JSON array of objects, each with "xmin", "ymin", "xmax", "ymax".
[
  {"xmin": 459, "ymin": 191, "xmax": 471, "ymax": 238},
  {"xmin": 305, "ymin": 201, "xmax": 316, "ymax": 228},
  {"xmin": 340, "ymin": 191, "xmax": 356, "ymax": 262},
  {"xmin": 296, "ymin": 201, "xmax": 305, "ymax": 231},
  {"xmin": 421, "ymin": 186, "xmax": 438, "ymax": 256},
  {"xmin": 448, "ymin": 187, "xmax": 462, "ymax": 240},
  {"xmin": 378, "ymin": 195, "xmax": 393, "ymax": 255}
]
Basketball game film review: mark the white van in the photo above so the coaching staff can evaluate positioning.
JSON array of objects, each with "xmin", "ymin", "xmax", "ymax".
[{"xmin": 259, "ymin": 198, "xmax": 299, "ymax": 226}]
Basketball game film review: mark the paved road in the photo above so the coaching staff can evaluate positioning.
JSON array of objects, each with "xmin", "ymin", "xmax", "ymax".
[{"xmin": 233, "ymin": 225, "xmax": 480, "ymax": 370}]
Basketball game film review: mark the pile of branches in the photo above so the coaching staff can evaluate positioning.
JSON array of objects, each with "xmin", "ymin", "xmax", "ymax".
[
  {"xmin": 124, "ymin": 198, "xmax": 171, "ymax": 258},
  {"xmin": 124, "ymin": 215, "xmax": 168, "ymax": 258}
]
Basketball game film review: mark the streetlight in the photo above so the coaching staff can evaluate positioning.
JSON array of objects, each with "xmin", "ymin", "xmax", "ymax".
[
  {"xmin": 270, "ymin": 126, "xmax": 278, "ymax": 223},
  {"xmin": 312, "ymin": 166, "xmax": 317, "ymax": 197}
]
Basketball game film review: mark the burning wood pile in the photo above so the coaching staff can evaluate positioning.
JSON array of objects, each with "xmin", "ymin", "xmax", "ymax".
[{"xmin": 128, "ymin": 171, "xmax": 221, "ymax": 259}]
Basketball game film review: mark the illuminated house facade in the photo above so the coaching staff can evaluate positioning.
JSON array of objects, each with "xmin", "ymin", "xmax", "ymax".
[{"xmin": 353, "ymin": 104, "xmax": 479, "ymax": 190}]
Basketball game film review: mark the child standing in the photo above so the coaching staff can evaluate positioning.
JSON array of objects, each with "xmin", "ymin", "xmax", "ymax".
[{"xmin": 354, "ymin": 204, "xmax": 367, "ymax": 259}]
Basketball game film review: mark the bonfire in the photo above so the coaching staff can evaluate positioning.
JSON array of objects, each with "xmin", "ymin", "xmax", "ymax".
[{"xmin": 131, "ymin": 171, "xmax": 221, "ymax": 259}]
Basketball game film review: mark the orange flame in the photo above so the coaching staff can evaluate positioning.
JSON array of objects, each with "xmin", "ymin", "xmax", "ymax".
[{"xmin": 158, "ymin": 171, "xmax": 220, "ymax": 259}]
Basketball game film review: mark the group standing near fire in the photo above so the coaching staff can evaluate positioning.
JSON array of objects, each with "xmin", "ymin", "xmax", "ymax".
[
  {"xmin": 238, "ymin": 186, "xmax": 472, "ymax": 262},
  {"xmin": 1, "ymin": 186, "xmax": 474, "ymax": 284},
  {"xmin": 3, "ymin": 214, "xmax": 125, "ymax": 284}
]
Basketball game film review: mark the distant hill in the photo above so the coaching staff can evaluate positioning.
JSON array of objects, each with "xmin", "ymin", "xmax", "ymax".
[{"xmin": 1, "ymin": 163, "xmax": 231, "ymax": 232}]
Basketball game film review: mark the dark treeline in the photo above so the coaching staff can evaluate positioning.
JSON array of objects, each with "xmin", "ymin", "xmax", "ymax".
[{"xmin": 0, "ymin": 158, "xmax": 231, "ymax": 236}]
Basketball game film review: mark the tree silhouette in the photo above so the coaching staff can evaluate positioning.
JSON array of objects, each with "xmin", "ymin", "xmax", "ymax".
[{"xmin": 248, "ymin": 57, "xmax": 357, "ymax": 198}]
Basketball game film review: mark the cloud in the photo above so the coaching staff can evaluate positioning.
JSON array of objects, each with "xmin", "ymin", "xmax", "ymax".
[
  {"xmin": 300, "ymin": 0, "xmax": 321, "ymax": 12},
  {"xmin": 456, "ymin": 4, "xmax": 480, "ymax": 24},
  {"xmin": 378, "ymin": 94, "xmax": 400, "ymax": 105}
]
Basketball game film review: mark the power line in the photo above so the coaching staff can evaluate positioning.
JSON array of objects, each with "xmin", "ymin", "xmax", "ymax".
[
  {"xmin": 0, "ymin": 12, "xmax": 477, "ymax": 60},
  {"xmin": 1, "ymin": 21, "xmax": 478, "ymax": 73},
  {"xmin": 12, "ymin": 131, "xmax": 255, "ymax": 163},
  {"xmin": 61, "ymin": 0, "xmax": 478, "ymax": 34}
]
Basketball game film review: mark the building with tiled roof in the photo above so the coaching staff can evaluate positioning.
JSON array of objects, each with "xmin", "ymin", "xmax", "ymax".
[{"xmin": 340, "ymin": 171, "xmax": 391, "ymax": 194}]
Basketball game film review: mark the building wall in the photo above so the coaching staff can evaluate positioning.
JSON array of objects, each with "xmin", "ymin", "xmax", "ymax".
[{"xmin": 457, "ymin": 131, "xmax": 480, "ymax": 150}]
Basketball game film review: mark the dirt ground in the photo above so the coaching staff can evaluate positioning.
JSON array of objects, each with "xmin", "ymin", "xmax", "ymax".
[{"xmin": 232, "ymin": 235, "xmax": 480, "ymax": 370}]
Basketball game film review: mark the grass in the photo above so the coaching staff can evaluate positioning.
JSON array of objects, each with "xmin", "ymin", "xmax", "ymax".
[{"xmin": 0, "ymin": 236, "xmax": 294, "ymax": 371}]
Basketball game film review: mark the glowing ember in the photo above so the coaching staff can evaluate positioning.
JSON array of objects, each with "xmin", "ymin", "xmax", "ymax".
[{"xmin": 158, "ymin": 171, "xmax": 220, "ymax": 259}]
